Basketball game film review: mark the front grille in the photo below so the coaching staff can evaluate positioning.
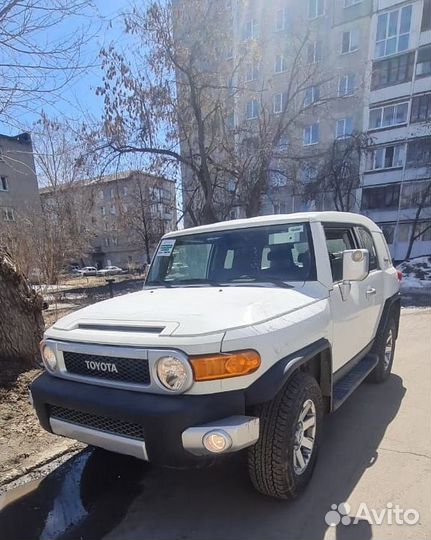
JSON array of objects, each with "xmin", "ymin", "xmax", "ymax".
[
  {"xmin": 50, "ymin": 405, "xmax": 145, "ymax": 440},
  {"xmin": 63, "ymin": 351, "xmax": 150, "ymax": 385}
]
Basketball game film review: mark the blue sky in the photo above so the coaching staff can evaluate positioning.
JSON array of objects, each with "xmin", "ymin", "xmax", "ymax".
[{"xmin": 1, "ymin": 0, "xmax": 130, "ymax": 135}]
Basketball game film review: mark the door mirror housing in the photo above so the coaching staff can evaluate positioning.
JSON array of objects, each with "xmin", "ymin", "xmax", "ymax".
[{"xmin": 342, "ymin": 249, "xmax": 369, "ymax": 282}]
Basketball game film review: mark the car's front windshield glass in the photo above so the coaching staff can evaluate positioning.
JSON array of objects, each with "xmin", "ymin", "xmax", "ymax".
[{"xmin": 146, "ymin": 222, "xmax": 316, "ymax": 287}]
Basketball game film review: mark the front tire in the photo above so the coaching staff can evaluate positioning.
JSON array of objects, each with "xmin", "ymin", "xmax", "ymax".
[
  {"xmin": 248, "ymin": 372, "xmax": 323, "ymax": 500},
  {"xmin": 368, "ymin": 316, "xmax": 397, "ymax": 383}
]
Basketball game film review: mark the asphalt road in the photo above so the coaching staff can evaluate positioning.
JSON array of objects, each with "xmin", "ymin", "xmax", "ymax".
[{"xmin": 0, "ymin": 308, "xmax": 430, "ymax": 540}]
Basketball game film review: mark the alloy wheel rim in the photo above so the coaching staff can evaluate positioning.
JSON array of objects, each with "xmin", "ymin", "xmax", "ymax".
[
  {"xmin": 293, "ymin": 398, "xmax": 316, "ymax": 475},
  {"xmin": 384, "ymin": 329, "xmax": 393, "ymax": 370}
]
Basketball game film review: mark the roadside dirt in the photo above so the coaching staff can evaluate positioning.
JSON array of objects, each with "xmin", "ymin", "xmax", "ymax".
[{"xmin": 0, "ymin": 366, "xmax": 83, "ymax": 487}]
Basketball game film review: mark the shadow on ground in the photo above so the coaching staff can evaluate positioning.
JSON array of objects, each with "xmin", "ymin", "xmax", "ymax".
[{"xmin": 0, "ymin": 374, "xmax": 406, "ymax": 540}]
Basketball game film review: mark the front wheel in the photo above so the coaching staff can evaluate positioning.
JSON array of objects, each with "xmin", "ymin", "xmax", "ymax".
[{"xmin": 248, "ymin": 372, "xmax": 323, "ymax": 500}]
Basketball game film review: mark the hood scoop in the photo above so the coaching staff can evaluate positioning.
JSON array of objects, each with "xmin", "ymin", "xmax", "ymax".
[{"xmin": 77, "ymin": 323, "xmax": 165, "ymax": 334}]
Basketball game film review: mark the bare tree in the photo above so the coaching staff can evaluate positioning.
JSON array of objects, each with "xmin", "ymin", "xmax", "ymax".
[
  {"xmin": 304, "ymin": 132, "xmax": 371, "ymax": 212},
  {"xmin": 0, "ymin": 0, "xmax": 96, "ymax": 127},
  {"xmin": 404, "ymin": 179, "xmax": 431, "ymax": 260}
]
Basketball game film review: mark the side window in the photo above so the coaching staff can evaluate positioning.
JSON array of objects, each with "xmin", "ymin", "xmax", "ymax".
[
  {"xmin": 356, "ymin": 227, "xmax": 379, "ymax": 271},
  {"xmin": 324, "ymin": 226, "xmax": 355, "ymax": 282}
]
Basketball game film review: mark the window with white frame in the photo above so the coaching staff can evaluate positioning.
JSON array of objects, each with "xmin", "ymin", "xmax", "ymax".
[
  {"xmin": 245, "ymin": 60, "xmax": 259, "ymax": 81},
  {"xmin": 344, "ymin": 0, "xmax": 362, "ymax": 7},
  {"xmin": 341, "ymin": 28, "xmax": 359, "ymax": 53},
  {"xmin": 338, "ymin": 73, "xmax": 355, "ymax": 96},
  {"xmin": 303, "ymin": 123, "xmax": 320, "ymax": 145},
  {"xmin": 304, "ymin": 85, "xmax": 320, "ymax": 106},
  {"xmin": 246, "ymin": 99, "xmax": 259, "ymax": 119},
  {"xmin": 273, "ymin": 93, "xmax": 284, "ymax": 114},
  {"xmin": 367, "ymin": 144, "xmax": 405, "ymax": 170},
  {"xmin": 368, "ymin": 102, "xmax": 408, "ymax": 129},
  {"xmin": 275, "ymin": 54, "xmax": 288, "ymax": 73},
  {"xmin": 375, "ymin": 5, "xmax": 412, "ymax": 58},
  {"xmin": 0, "ymin": 176, "xmax": 8, "ymax": 191},
  {"xmin": 307, "ymin": 41, "xmax": 322, "ymax": 64},
  {"xmin": 3, "ymin": 207, "xmax": 15, "ymax": 221},
  {"xmin": 243, "ymin": 18, "xmax": 259, "ymax": 41},
  {"xmin": 308, "ymin": 0, "xmax": 324, "ymax": 18},
  {"xmin": 275, "ymin": 7, "xmax": 288, "ymax": 31},
  {"xmin": 336, "ymin": 117, "xmax": 353, "ymax": 138}
]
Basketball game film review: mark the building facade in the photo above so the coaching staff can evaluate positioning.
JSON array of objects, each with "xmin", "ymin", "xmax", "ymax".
[
  {"xmin": 40, "ymin": 171, "xmax": 177, "ymax": 269},
  {"xmin": 0, "ymin": 132, "xmax": 40, "ymax": 224},
  {"xmin": 175, "ymin": 0, "xmax": 431, "ymax": 260}
]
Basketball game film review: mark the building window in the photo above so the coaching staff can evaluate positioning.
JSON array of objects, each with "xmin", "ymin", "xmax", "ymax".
[
  {"xmin": 417, "ymin": 221, "xmax": 431, "ymax": 241},
  {"xmin": 410, "ymin": 93, "xmax": 431, "ymax": 124},
  {"xmin": 338, "ymin": 73, "xmax": 355, "ymax": 96},
  {"xmin": 308, "ymin": 0, "xmax": 324, "ymax": 19},
  {"xmin": 397, "ymin": 223, "xmax": 411, "ymax": 242},
  {"xmin": 0, "ymin": 176, "xmax": 8, "ymax": 191},
  {"xmin": 406, "ymin": 137, "xmax": 431, "ymax": 167},
  {"xmin": 416, "ymin": 45, "xmax": 431, "ymax": 78},
  {"xmin": 400, "ymin": 180, "xmax": 431, "ymax": 209},
  {"xmin": 336, "ymin": 117, "xmax": 353, "ymax": 138},
  {"xmin": 371, "ymin": 52, "xmax": 414, "ymax": 89},
  {"xmin": 307, "ymin": 41, "xmax": 322, "ymax": 64},
  {"xmin": 379, "ymin": 223, "xmax": 396, "ymax": 244},
  {"xmin": 304, "ymin": 85, "xmax": 320, "ymax": 106},
  {"xmin": 341, "ymin": 28, "xmax": 359, "ymax": 53},
  {"xmin": 367, "ymin": 144, "xmax": 405, "ymax": 170},
  {"xmin": 101, "ymin": 206, "xmax": 106, "ymax": 216},
  {"xmin": 274, "ymin": 54, "xmax": 288, "ymax": 73},
  {"xmin": 421, "ymin": 0, "xmax": 431, "ymax": 31},
  {"xmin": 361, "ymin": 184, "xmax": 400, "ymax": 210},
  {"xmin": 109, "ymin": 188, "xmax": 115, "ymax": 198},
  {"xmin": 243, "ymin": 18, "xmax": 259, "ymax": 41},
  {"xmin": 122, "ymin": 186, "xmax": 128, "ymax": 196},
  {"xmin": 375, "ymin": 5, "xmax": 412, "ymax": 58},
  {"xmin": 3, "ymin": 207, "xmax": 15, "ymax": 221},
  {"xmin": 368, "ymin": 102, "xmax": 408, "ymax": 130},
  {"xmin": 0, "ymin": 146, "xmax": 4, "ymax": 162},
  {"xmin": 104, "ymin": 237, "xmax": 110, "ymax": 247},
  {"xmin": 275, "ymin": 7, "xmax": 288, "ymax": 31},
  {"xmin": 303, "ymin": 123, "xmax": 320, "ymax": 145},
  {"xmin": 245, "ymin": 60, "xmax": 259, "ymax": 81},
  {"xmin": 110, "ymin": 205, "xmax": 116, "ymax": 215},
  {"xmin": 246, "ymin": 99, "xmax": 259, "ymax": 119},
  {"xmin": 273, "ymin": 93, "xmax": 284, "ymax": 114},
  {"xmin": 344, "ymin": 0, "xmax": 362, "ymax": 7}
]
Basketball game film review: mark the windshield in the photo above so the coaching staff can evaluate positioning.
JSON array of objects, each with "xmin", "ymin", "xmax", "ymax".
[{"xmin": 146, "ymin": 222, "xmax": 316, "ymax": 287}]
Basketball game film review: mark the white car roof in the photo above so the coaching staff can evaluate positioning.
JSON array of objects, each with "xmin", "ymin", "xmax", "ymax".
[{"xmin": 163, "ymin": 211, "xmax": 381, "ymax": 238}]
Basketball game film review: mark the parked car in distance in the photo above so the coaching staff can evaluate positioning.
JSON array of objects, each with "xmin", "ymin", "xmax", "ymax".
[
  {"xmin": 78, "ymin": 266, "xmax": 98, "ymax": 276},
  {"xmin": 97, "ymin": 266, "xmax": 123, "ymax": 276}
]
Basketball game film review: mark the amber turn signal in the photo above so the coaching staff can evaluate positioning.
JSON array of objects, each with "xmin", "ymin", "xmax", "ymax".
[{"xmin": 190, "ymin": 350, "xmax": 261, "ymax": 381}]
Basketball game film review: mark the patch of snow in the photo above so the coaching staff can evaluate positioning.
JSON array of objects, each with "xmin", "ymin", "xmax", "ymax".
[{"xmin": 397, "ymin": 255, "xmax": 431, "ymax": 291}]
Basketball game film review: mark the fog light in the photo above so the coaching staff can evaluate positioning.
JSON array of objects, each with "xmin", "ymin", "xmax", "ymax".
[
  {"xmin": 202, "ymin": 430, "xmax": 232, "ymax": 453},
  {"xmin": 40, "ymin": 343, "xmax": 57, "ymax": 371}
]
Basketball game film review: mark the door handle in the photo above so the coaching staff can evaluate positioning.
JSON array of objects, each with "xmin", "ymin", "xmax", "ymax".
[{"xmin": 366, "ymin": 287, "xmax": 376, "ymax": 296}]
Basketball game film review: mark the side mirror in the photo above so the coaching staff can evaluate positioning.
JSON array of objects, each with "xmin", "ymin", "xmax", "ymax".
[{"xmin": 342, "ymin": 249, "xmax": 369, "ymax": 282}]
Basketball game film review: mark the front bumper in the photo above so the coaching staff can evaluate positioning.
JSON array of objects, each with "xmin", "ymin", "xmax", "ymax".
[{"xmin": 31, "ymin": 372, "xmax": 258, "ymax": 466}]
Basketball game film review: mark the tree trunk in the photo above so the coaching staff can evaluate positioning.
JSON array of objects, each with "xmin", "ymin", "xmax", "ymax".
[{"xmin": 0, "ymin": 247, "xmax": 44, "ymax": 381}]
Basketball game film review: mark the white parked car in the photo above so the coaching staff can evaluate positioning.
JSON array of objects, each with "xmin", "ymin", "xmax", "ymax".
[
  {"xmin": 97, "ymin": 266, "xmax": 123, "ymax": 276},
  {"xmin": 78, "ymin": 266, "xmax": 97, "ymax": 276},
  {"xmin": 32, "ymin": 212, "xmax": 400, "ymax": 499}
]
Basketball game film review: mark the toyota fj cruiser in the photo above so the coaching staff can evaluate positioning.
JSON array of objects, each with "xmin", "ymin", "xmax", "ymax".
[{"xmin": 31, "ymin": 212, "xmax": 400, "ymax": 499}]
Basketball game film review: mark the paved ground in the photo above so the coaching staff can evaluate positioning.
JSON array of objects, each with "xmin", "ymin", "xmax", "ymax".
[{"xmin": 0, "ymin": 308, "xmax": 430, "ymax": 540}]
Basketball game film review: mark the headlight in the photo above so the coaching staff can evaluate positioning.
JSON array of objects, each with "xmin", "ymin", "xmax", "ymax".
[
  {"xmin": 156, "ymin": 355, "xmax": 190, "ymax": 392},
  {"xmin": 40, "ymin": 342, "xmax": 57, "ymax": 371}
]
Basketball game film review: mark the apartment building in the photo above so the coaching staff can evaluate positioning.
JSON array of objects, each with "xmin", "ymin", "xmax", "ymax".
[
  {"xmin": 174, "ymin": 0, "xmax": 430, "ymax": 259},
  {"xmin": 0, "ymin": 132, "xmax": 40, "ymax": 224},
  {"xmin": 40, "ymin": 171, "xmax": 177, "ymax": 269},
  {"xmin": 361, "ymin": 0, "xmax": 431, "ymax": 259}
]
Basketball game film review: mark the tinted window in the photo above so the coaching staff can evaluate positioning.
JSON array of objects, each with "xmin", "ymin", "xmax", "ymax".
[
  {"xmin": 356, "ymin": 227, "xmax": 379, "ymax": 271},
  {"xmin": 324, "ymin": 227, "xmax": 355, "ymax": 282}
]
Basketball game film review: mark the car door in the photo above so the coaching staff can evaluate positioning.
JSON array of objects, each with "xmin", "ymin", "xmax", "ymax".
[
  {"xmin": 323, "ymin": 224, "xmax": 369, "ymax": 373},
  {"xmin": 354, "ymin": 226, "xmax": 384, "ymax": 347}
]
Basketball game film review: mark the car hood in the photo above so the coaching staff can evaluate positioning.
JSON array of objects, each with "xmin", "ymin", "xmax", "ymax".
[{"xmin": 51, "ymin": 285, "xmax": 324, "ymax": 338}]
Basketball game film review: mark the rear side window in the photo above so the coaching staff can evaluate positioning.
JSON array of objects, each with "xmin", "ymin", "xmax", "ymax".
[
  {"xmin": 323, "ymin": 226, "xmax": 356, "ymax": 282},
  {"xmin": 356, "ymin": 227, "xmax": 379, "ymax": 271}
]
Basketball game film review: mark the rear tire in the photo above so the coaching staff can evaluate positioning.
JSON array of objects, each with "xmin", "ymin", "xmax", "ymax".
[
  {"xmin": 368, "ymin": 316, "xmax": 397, "ymax": 383},
  {"xmin": 248, "ymin": 372, "xmax": 322, "ymax": 500}
]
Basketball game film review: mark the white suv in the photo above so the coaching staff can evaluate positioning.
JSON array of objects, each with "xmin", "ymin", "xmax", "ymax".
[{"xmin": 32, "ymin": 212, "xmax": 400, "ymax": 499}]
